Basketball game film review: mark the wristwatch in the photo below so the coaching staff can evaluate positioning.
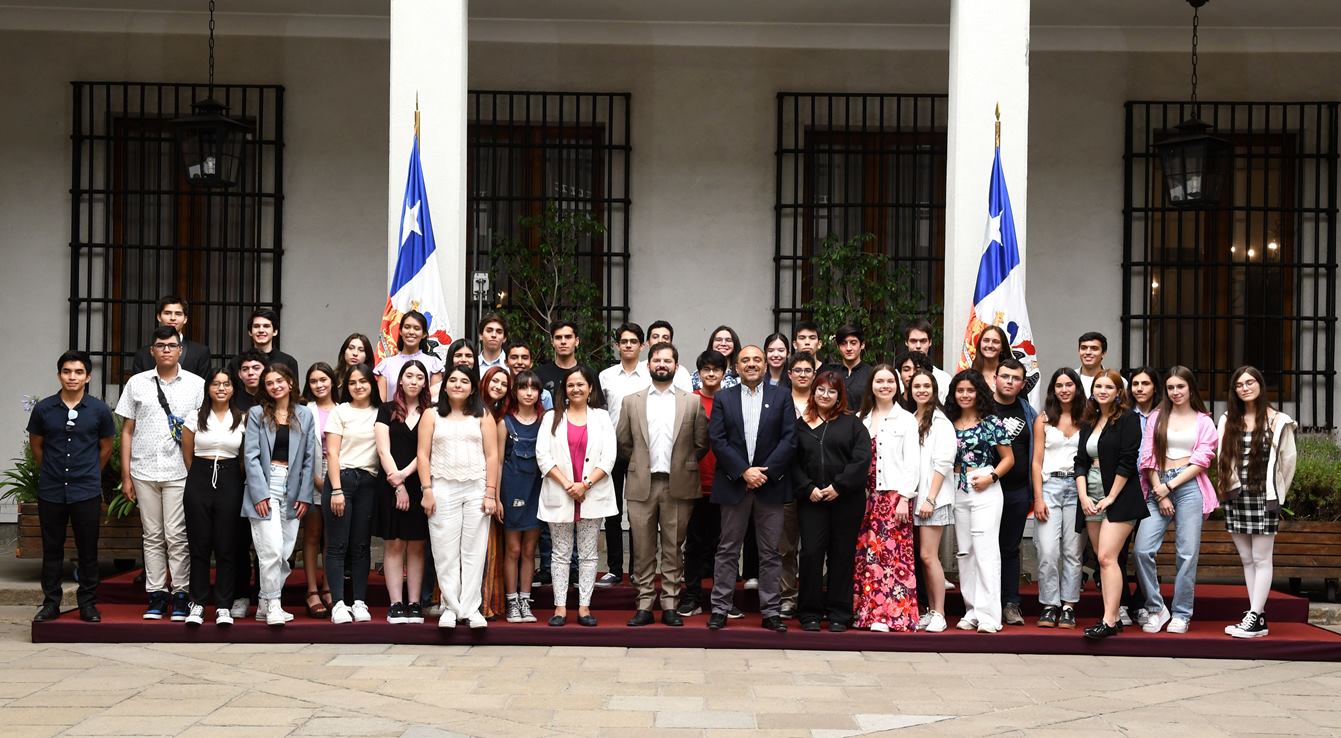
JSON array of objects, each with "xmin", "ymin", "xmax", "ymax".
[{"xmin": 990, "ymin": 472, "xmax": 1000, "ymax": 482}]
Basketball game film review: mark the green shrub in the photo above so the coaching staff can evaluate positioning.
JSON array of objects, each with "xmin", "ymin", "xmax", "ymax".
[
  {"xmin": 0, "ymin": 441, "xmax": 38, "ymax": 504},
  {"xmin": 1284, "ymin": 433, "xmax": 1341, "ymax": 521}
]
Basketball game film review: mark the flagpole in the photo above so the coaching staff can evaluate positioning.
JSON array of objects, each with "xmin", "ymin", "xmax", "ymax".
[
  {"xmin": 995, "ymin": 102, "xmax": 1000, "ymax": 148},
  {"xmin": 414, "ymin": 92, "xmax": 420, "ymax": 140}
]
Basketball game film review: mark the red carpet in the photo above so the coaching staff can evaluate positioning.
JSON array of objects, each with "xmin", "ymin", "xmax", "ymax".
[{"xmin": 33, "ymin": 569, "xmax": 1341, "ymax": 660}]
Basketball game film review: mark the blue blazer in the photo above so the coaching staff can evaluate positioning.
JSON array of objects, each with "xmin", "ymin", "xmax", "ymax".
[
  {"xmin": 708, "ymin": 382, "xmax": 797, "ymax": 505},
  {"xmin": 242, "ymin": 404, "xmax": 318, "ymax": 520}
]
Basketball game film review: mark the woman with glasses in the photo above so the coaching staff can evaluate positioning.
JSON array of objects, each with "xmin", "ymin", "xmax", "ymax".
[{"xmin": 691, "ymin": 325, "xmax": 741, "ymax": 391}]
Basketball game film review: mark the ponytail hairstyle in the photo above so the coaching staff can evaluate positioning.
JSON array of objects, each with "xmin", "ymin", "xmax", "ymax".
[
  {"xmin": 1152, "ymin": 365, "xmax": 1207, "ymax": 464},
  {"xmin": 1217, "ymin": 365, "xmax": 1271, "ymax": 499}
]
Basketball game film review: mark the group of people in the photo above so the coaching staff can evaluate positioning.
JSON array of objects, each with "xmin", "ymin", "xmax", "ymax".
[{"xmin": 28, "ymin": 297, "xmax": 1296, "ymax": 642}]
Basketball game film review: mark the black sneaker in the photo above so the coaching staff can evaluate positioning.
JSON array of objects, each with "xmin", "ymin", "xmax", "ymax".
[
  {"xmin": 1083, "ymin": 620, "xmax": 1120, "ymax": 640},
  {"xmin": 1058, "ymin": 607, "xmax": 1077, "ymax": 629},
  {"xmin": 405, "ymin": 602, "xmax": 424, "ymax": 624},
  {"xmin": 387, "ymin": 602, "xmax": 409, "ymax": 624},
  {"xmin": 1037, "ymin": 606, "xmax": 1059, "ymax": 628},
  {"xmin": 1228, "ymin": 611, "xmax": 1269, "ymax": 639},
  {"xmin": 170, "ymin": 591, "xmax": 190, "ymax": 622},
  {"xmin": 143, "ymin": 591, "xmax": 168, "ymax": 620},
  {"xmin": 727, "ymin": 606, "xmax": 744, "ymax": 620},
  {"xmin": 676, "ymin": 597, "xmax": 702, "ymax": 617}
]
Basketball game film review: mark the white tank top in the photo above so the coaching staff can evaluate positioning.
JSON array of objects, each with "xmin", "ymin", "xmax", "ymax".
[
  {"xmin": 431, "ymin": 413, "xmax": 486, "ymax": 481},
  {"xmin": 1164, "ymin": 422, "xmax": 1196, "ymax": 460},
  {"xmin": 1041, "ymin": 424, "xmax": 1080, "ymax": 475}
]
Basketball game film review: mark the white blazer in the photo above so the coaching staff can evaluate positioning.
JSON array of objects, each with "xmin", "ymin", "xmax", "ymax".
[
  {"xmin": 916, "ymin": 409, "xmax": 957, "ymax": 510},
  {"xmin": 863, "ymin": 404, "xmax": 920, "ymax": 498},
  {"xmin": 535, "ymin": 408, "xmax": 618, "ymax": 522}
]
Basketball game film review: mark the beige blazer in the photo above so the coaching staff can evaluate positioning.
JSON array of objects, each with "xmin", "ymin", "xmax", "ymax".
[{"xmin": 616, "ymin": 387, "xmax": 709, "ymax": 502}]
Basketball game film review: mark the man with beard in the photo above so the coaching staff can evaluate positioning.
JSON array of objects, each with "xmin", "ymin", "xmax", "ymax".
[{"xmin": 615, "ymin": 342, "xmax": 708, "ymax": 626}]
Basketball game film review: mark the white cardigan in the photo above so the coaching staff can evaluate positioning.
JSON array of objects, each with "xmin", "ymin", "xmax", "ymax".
[
  {"xmin": 1216, "ymin": 410, "xmax": 1299, "ymax": 506},
  {"xmin": 916, "ymin": 409, "xmax": 957, "ymax": 511},
  {"xmin": 863, "ymin": 404, "xmax": 920, "ymax": 498},
  {"xmin": 535, "ymin": 408, "xmax": 618, "ymax": 522}
]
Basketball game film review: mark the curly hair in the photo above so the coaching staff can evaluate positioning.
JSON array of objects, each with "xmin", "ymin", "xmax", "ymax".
[{"xmin": 944, "ymin": 370, "xmax": 995, "ymax": 424}]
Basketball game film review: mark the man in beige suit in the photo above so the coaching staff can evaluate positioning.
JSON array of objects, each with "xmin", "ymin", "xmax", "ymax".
[{"xmin": 616, "ymin": 342, "xmax": 709, "ymax": 626}]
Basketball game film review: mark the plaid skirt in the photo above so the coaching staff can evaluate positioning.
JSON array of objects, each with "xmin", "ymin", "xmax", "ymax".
[{"xmin": 1225, "ymin": 484, "xmax": 1279, "ymax": 535}]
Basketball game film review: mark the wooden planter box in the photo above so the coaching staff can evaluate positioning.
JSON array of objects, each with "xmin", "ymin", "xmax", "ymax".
[
  {"xmin": 15, "ymin": 501, "xmax": 144, "ymax": 563},
  {"xmin": 1157, "ymin": 519, "xmax": 1341, "ymax": 601}
]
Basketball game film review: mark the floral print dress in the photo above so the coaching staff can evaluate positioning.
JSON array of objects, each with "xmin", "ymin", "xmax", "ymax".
[{"xmin": 852, "ymin": 437, "xmax": 919, "ymax": 631}]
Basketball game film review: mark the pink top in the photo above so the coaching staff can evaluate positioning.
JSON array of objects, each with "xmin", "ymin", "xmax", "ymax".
[
  {"xmin": 567, "ymin": 422, "xmax": 588, "ymax": 521},
  {"xmin": 1138, "ymin": 408, "xmax": 1220, "ymax": 516}
]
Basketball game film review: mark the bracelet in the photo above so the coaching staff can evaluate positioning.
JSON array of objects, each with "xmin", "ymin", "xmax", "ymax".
[
  {"xmin": 330, "ymin": 488, "xmax": 343, "ymax": 493},
  {"xmin": 330, "ymin": 491, "xmax": 344, "ymax": 497}
]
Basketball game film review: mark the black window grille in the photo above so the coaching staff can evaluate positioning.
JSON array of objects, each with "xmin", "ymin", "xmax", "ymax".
[
  {"xmin": 70, "ymin": 81, "xmax": 284, "ymax": 398},
  {"xmin": 1123, "ymin": 101, "xmax": 1337, "ymax": 431},
  {"xmin": 774, "ymin": 92, "xmax": 948, "ymax": 337},
  {"xmin": 467, "ymin": 91, "xmax": 630, "ymax": 345}
]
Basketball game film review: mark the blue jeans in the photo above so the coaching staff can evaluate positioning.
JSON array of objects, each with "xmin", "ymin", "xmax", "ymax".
[
  {"xmin": 1035, "ymin": 476, "xmax": 1083, "ymax": 607},
  {"xmin": 1134, "ymin": 468, "xmax": 1203, "ymax": 620}
]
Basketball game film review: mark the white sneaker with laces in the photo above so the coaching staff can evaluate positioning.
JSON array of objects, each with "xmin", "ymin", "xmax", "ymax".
[
  {"xmin": 215, "ymin": 608, "xmax": 234, "ymax": 627},
  {"xmin": 1135, "ymin": 608, "xmax": 1151, "ymax": 626},
  {"xmin": 925, "ymin": 611, "xmax": 948, "ymax": 633},
  {"xmin": 467, "ymin": 612, "xmax": 488, "ymax": 629},
  {"xmin": 1118, "ymin": 606, "xmax": 1133, "ymax": 626},
  {"xmin": 184, "ymin": 603, "xmax": 205, "ymax": 626},
  {"xmin": 956, "ymin": 617, "xmax": 978, "ymax": 631},
  {"xmin": 916, "ymin": 611, "xmax": 932, "ymax": 631},
  {"xmin": 253, "ymin": 598, "xmax": 269, "ymax": 622},
  {"xmin": 1167, "ymin": 617, "xmax": 1190, "ymax": 634},
  {"xmin": 352, "ymin": 600, "xmax": 372, "ymax": 622},
  {"xmin": 330, "ymin": 601, "xmax": 353, "ymax": 624},
  {"xmin": 266, "ymin": 600, "xmax": 291, "ymax": 626},
  {"xmin": 230, "ymin": 598, "xmax": 250, "ymax": 618},
  {"xmin": 1142, "ymin": 607, "xmax": 1171, "ymax": 633},
  {"xmin": 438, "ymin": 610, "xmax": 457, "ymax": 629}
]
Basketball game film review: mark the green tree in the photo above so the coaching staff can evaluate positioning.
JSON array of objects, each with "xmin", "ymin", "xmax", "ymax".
[
  {"xmin": 800, "ymin": 233, "xmax": 935, "ymax": 365},
  {"xmin": 489, "ymin": 204, "xmax": 614, "ymax": 367}
]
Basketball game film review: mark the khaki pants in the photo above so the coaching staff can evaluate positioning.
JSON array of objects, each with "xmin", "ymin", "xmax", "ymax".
[
  {"xmin": 133, "ymin": 477, "xmax": 190, "ymax": 595},
  {"xmin": 627, "ymin": 475, "xmax": 694, "ymax": 611}
]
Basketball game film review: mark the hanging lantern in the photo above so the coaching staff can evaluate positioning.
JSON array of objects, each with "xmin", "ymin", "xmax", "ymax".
[
  {"xmin": 173, "ymin": 1, "xmax": 248, "ymax": 189},
  {"xmin": 1152, "ymin": 0, "xmax": 1231, "ymax": 209}
]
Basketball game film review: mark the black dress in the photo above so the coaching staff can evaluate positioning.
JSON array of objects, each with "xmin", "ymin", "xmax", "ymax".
[{"xmin": 373, "ymin": 405, "xmax": 429, "ymax": 541}]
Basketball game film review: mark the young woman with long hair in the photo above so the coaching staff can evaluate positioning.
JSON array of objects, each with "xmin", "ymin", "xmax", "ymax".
[
  {"xmin": 1075, "ymin": 369, "xmax": 1148, "ymax": 640},
  {"xmin": 324, "ymin": 363, "xmax": 383, "ymax": 625},
  {"xmin": 1117, "ymin": 366, "xmax": 1162, "ymax": 626},
  {"xmin": 375, "ymin": 311, "xmax": 445, "ymax": 403},
  {"xmin": 1030, "ymin": 368, "xmax": 1085, "ymax": 629},
  {"xmin": 374, "ymin": 360, "xmax": 431, "ymax": 624},
  {"xmin": 970, "ymin": 326, "xmax": 1010, "ymax": 393},
  {"xmin": 909, "ymin": 369, "xmax": 956, "ymax": 632},
  {"xmin": 334, "ymin": 334, "xmax": 374, "ymax": 402},
  {"xmin": 1217, "ymin": 366, "xmax": 1297, "ymax": 638},
  {"xmin": 894, "ymin": 351, "xmax": 933, "ymax": 409},
  {"xmin": 691, "ymin": 325, "xmax": 741, "ymax": 391},
  {"xmin": 299, "ymin": 362, "xmax": 338, "ymax": 618},
  {"xmin": 501, "ymin": 371, "xmax": 545, "ymax": 623},
  {"xmin": 763, "ymin": 332, "xmax": 791, "ymax": 387},
  {"xmin": 945, "ymin": 370, "xmax": 1015, "ymax": 633},
  {"xmin": 181, "ymin": 368, "xmax": 247, "ymax": 626},
  {"xmin": 417, "ymin": 364, "xmax": 501, "ymax": 629},
  {"xmin": 851, "ymin": 365, "xmax": 920, "ymax": 632},
  {"xmin": 242, "ymin": 364, "xmax": 318, "ymax": 627},
  {"xmin": 536, "ymin": 366, "xmax": 616, "ymax": 627},
  {"xmin": 1134, "ymin": 366, "xmax": 1219, "ymax": 635},
  {"xmin": 478, "ymin": 366, "xmax": 513, "ymax": 619}
]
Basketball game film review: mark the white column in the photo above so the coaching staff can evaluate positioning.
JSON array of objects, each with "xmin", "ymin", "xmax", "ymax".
[
  {"xmin": 388, "ymin": 0, "xmax": 468, "ymax": 338},
  {"xmin": 943, "ymin": 0, "xmax": 1030, "ymax": 370}
]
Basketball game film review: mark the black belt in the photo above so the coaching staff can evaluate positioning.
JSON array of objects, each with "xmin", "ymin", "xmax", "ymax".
[
  {"xmin": 651, "ymin": 472, "xmax": 670, "ymax": 479},
  {"xmin": 1049, "ymin": 470, "xmax": 1076, "ymax": 479}
]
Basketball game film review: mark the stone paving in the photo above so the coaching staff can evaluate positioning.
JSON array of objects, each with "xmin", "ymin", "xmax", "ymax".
[{"xmin": 1, "ymin": 607, "xmax": 1340, "ymax": 737}]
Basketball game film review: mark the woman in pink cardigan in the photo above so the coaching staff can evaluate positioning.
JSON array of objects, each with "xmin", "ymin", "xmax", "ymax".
[{"xmin": 1133, "ymin": 366, "xmax": 1220, "ymax": 634}]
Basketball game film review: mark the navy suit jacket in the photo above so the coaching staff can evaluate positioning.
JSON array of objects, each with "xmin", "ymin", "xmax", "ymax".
[{"xmin": 708, "ymin": 382, "xmax": 797, "ymax": 506}]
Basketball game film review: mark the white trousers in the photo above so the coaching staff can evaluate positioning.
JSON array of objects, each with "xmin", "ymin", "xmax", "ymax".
[
  {"xmin": 550, "ymin": 519, "xmax": 600, "ymax": 608},
  {"xmin": 428, "ymin": 477, "xmax": 489, "ymax": 618},
  {"xmin": 133, "ymin": 476, "xmax": 189, "ymax": 594},
  {"xmin": 954, "ymin": 473, "xmax": 1004, "ymax": 629},
  {"xmin": 250, "ymin": 464, "xmax": 300, "ymax": 600}
]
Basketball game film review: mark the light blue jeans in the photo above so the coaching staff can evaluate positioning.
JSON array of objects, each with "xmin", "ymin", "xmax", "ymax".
[
  {"xmin": 1134, "ymin": 467, "xmax": 1203, "ymax": 620},
  {"xmin": 1035, "ymin": 476, "xmax": 1084, "ymax": 606}
]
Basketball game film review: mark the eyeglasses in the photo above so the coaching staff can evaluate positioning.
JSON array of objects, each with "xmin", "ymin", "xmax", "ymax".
[
  {"xmin": 151, "ymin": 343, "xmax": 181, "ymax": 351},
  {"xmin": 790, "ymin": 368, "xmax": 815, "ymax": 375},
  {"xmin": 209, "ymin": 381, "xmax": 233, "ymax": 388},
  {"xmin": 66, "ymin": 408, "xmax": 79, "ymax": 429}
]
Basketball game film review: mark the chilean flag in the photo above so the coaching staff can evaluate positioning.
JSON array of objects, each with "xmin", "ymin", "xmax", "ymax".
[
  {"xmin": 378, "ymin": 130, "xmax": 452, "ymax": 363},
  {"xmin": 957, "ymin": 146, "xmax": 1041, "ymax": 404}
]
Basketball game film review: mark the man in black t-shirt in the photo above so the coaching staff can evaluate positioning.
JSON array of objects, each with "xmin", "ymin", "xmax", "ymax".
[
  {"xmin": 992, "ymin": 359, "xmax": 1036, "ymax": 626},
  {"xmin": 225, "ymin": 308, "xmax": 299, "ymax": 381}
]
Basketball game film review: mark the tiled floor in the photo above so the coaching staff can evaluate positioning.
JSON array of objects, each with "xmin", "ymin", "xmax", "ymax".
[{"xmin": 2, "ymin": 607, "xmax": 1340, "ymax": 737}]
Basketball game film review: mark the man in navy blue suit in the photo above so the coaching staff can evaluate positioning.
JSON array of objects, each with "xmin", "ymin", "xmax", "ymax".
[{"xmin": 706, "ymin": 345, "xmax": 796, "ymax": 632}]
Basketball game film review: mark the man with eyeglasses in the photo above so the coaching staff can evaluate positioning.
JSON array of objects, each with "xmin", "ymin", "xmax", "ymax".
[
  {"xmin": 116, "ymin": 324, "xmax": 205, "ymax": 622},
  {"xmin": 27, "ymin": 351, "xmax": 116, "ymax": 624},
  {"xmin": 129, "ymin": 295, "xmax": 212, "ymax": 378},
  {"xmin": 596, "ymin": 322, "xmax": 649, "ymax": 587},
  {"xmin": 992, "ymin": 358, "xmax": 1037, "ymax": 626}
]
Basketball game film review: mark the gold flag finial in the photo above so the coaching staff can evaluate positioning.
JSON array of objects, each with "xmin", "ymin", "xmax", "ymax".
[
  {"xmin": 994, "ymin": 103, "xmax": 1001, "ymax": 148},
  {"xmin": 414, "ymin": 92, "xmax": 421, "ymax": 139}
]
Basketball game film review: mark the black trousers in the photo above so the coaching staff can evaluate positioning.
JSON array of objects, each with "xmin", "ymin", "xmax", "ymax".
[
  {"xmin": 681, "ymin": 495, "xmax": 720, "ymax": 598},
  {"xmin": 605, "ymin": 456, "xmax": 629, "ymax": 576},
  {"xmin": 998, "ymin": 483, "xmax": 1032, "ymax": 605},
  {"xmin": 797, "ymin": 492, "xmax": 865, "ymax": 625},
  {"xmin": 324, "ymin": 468, "xmax": 377, "ymax": 604},
  {"xmin": 39, "ymin": 496, "xmax": 101, "ymax": 608},
  {"xmin": 183, "ymin": 457, "xmax": 246, "ymax": 608}
]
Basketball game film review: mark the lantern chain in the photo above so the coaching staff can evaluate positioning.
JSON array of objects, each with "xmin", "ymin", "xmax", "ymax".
[
  {"xmin": 207, "ymin": 0, "xmax": 216, "ymax": 93},
  {"xmin": 1190, "ymin": 3, "xmax": 1199, "ymax": 110}
]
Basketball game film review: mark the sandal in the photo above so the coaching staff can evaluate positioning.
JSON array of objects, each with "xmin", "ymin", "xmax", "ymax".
[
  {"xmin": 319, "ymin": 588, "xmax": 334, "ymax": 611},
  {"xmin": 306, "ymin": 590, "xmax": 329, "ymax": 619}
]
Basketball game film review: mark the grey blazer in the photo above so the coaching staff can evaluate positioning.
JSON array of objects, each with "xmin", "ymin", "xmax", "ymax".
[{"xmin": 243, "ymin": 404, "xmax": 318, "ymax": 520}]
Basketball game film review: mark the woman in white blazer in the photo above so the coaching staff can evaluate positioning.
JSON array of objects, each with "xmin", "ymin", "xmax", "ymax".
[
  {"xmin": 908, "ymin": 369, "xmax": 957, "ymax": 633},
  {"xmin": 536, "ymin": 365, "xmax": 616, "ymax": 627}
]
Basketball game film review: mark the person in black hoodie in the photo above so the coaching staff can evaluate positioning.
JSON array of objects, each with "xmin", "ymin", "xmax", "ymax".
[{"xmin": 792, "ymin": 370, "xmax": 873, "ymax": 632}]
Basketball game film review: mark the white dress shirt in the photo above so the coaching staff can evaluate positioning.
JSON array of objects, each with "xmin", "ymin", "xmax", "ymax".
[
  {"xmin": 646, "ymin": 385, "xmax": 677, "ymax": 473},
  {"xmin": 600, "ymin": 362, "xmax": 651, "ymax": 428},
  {"xmin": 741, "ymin": 382, "xmax": 764, "ymax": 464}
]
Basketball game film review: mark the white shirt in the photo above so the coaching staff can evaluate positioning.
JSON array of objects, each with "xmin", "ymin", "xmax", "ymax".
[
  {"xmin": 600, "ymin": 362, "xmax": 651, "ymax": 429},
  {"xmin": 1077, "ymin": 367, "xmax": 1128, "ymax": 398},
  {"xmin": 478, "ymin": 353, "xmax": 507, "ymax": 372},
  {"xmin": 741, "ymin": 382, "xmax": 764, "ymax": 464},
  {"xmin": 115, "ymin": 368, "xmax": 205, "ymax": 481},
  {"xmin": 646, "ymin": 385, "xmax": 677, "ymax": 473},
  {"xmin": 189, "ymin": 410, "xmax": 244, "ymax": 459},
  {"xmin": 932, "ymin": 366, "xmax": 952, "ymax": 404}
]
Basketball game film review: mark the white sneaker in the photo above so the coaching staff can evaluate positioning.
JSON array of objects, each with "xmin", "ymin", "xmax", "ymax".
[
  {"xmin": 215, "ymin": 608, "xmax": 234, "ymax": 627},
  {"xmin": 1135, "ymin": 608, "xmax": 1151, "ymax": 626},
  {"xmin": 467, "ymin": 612, "xmax": 488, "ymax": 629},
  {"xmin": 956, "ymin": 617, "xmax": 978, "ymax": 631},
  {"xmin": 925, "ymin": 611, "xmax": 948, "ymax": 633},
  {"xmin": 352, "ymin": 600, "xmax": 372, "ymax": 622},
  {"xmin": 869, "ymin": 622, "xmax": 890, "ymax": 633},
  {"xmin": 184, "ymin": 603, "xmax": 205, "ymax": 626},
  {"xmin": 266, "ymin": 600, "xmax": 291, "ymax": 627},
  {"xmin": 330, "ymin": 601, "xmax": 353, "ymax": 624},
  {"xmin": 230, "ymin": 598, "xmax": 250, "ymax": 619},
  {"xmin": 743, "ymin": 578, "xmax": 759, "ymax": 591},
  {"xmin": 438, "ymin": 610, "xmax": 457, "ymax": 629},
  {"xmin": 253, "ymin": 598, "xmax": 269, "ymax": 622},
  {"xmin": 1118, "ymin": 606, "xmax": 1133, "ymax": 626},
  {"xmin": 1142, "ymin": 607, "xmax": 1171, "ymax": 633},
  {"xmin": 1167, "ymin": 617, "xmax": 1190, "ymax": 634},
  {"xmin": 944, "ymin": 580, "xmax": 956, "ymax": 590},
  {"xmin": 977, "ymin": 622, "xmax": 1002, "ymax": 634},
  {"xmin": 915, "ymin": 611, "xmax": 932, "ymax": 631}
]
